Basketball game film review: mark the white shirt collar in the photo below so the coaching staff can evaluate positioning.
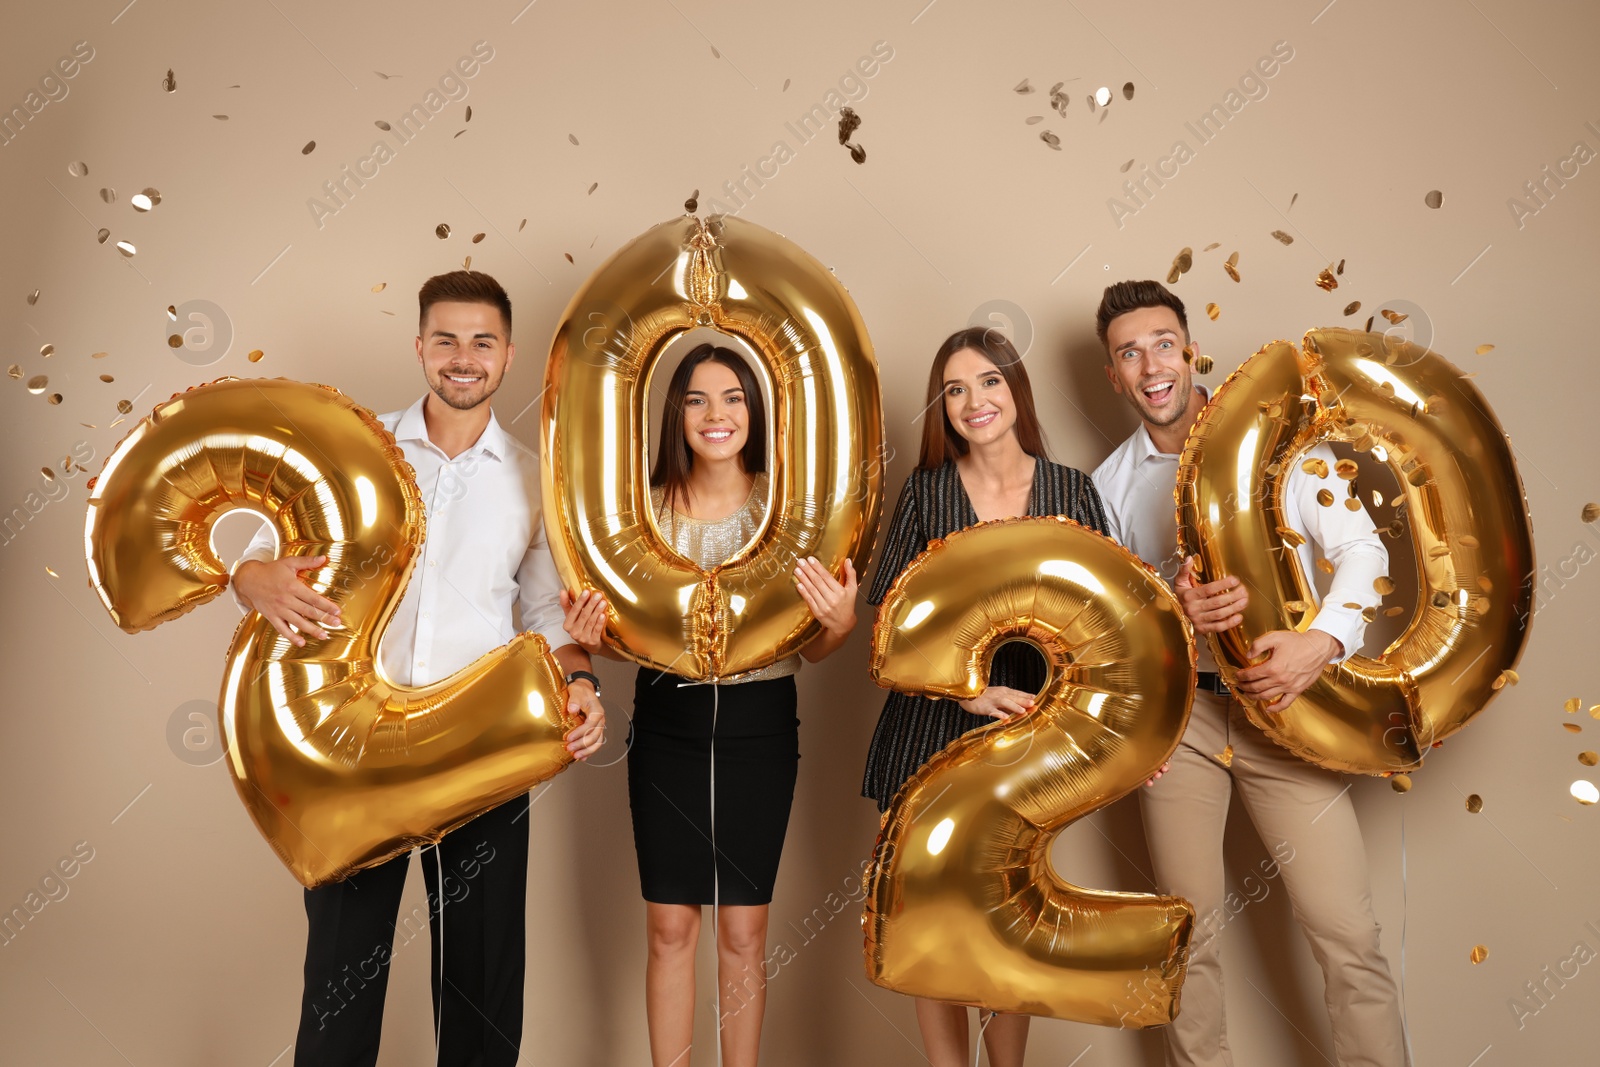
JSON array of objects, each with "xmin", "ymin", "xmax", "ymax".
[
  {"xmin": 1132, "ymin": 385, "xmax": 1211, "ymax": 464},
  {"xmin": 391, "ymin": 395, "xmax": 508, "ymax": 461}
]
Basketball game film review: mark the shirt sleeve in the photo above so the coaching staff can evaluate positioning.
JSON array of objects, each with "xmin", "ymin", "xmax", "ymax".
[
  {"xmin": 517, "ymin": 514, "xmax": 574, "ymax": 653},
  {"xmin": 1071, "ymin": 470, "xmax": 1112, "ymax": 538},
  {"xmin": 867, "ymin": 477, "xmax": 924, "ymax": 607},
  {"xmin": 1090, "ymin": 467, "xmax": 1124, "ymax": 546},
  {"xmin": 1291, "ymin": 444, "xmax": 1390, "ymax": 663},
  {"xmin": 228, "ymin": 519, "xmax": 280, "ymax": 614}
]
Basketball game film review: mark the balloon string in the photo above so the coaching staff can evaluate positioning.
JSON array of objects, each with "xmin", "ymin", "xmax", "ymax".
[
  {"xmin": 973, "ymin": 1010, "xmax": 993, "ymax": 1067},
  {"xmin": 1400, "ymin": 804, "xmax": 1413, "ymax": 1066},
  {"xmin": 711, "ymin": 679, "xmax": 722, "ymax": 1067},
  {"xmin": 434, "ymin": 844, "xmax": 446, "ymax": 1067}
]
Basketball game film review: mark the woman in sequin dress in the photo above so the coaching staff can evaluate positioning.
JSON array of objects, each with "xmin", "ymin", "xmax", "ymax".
[
  {"xmin": 861, "ymin": 326, "xmax": 1110, "ymax": 1067},
  {"xmin": 561, "ymin": 343, "xmax": 857, "ymax": 1067}
]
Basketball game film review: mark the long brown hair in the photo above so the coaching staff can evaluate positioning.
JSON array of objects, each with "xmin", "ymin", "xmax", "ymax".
[
  {"xmin": 916, "ymin": 326, "xmax": 1048, "ymax": 470},
  {"xmin": 650, "ymin": 343, "xmax": 768, "ymax": 513}
]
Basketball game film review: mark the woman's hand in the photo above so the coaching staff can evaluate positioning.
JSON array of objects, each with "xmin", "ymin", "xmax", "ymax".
[
  {"xmin": 958, "ymin": 686, "xmax": 1035, "ymax": 721},
  {"xmin": 794, "ymin": 556, "xmax": 857, "ymax": 635},
  {"xmin": 559, "ymin": 589, "xmax": 607, "ymax": 656}
]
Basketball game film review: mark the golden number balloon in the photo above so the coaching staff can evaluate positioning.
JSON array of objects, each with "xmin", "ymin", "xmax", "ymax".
[
  {"xmin": 1177, "ymin": 328, "xmax": 1535, "ymax": 774},
  {"xmin": 541, "ymin": 215, "xmax": 884, "ymax": 679},
  {"xmin": 864, "ymin": 517, "xmax": 1196, "ymax": 1027},
  {"xmin": 84, "ymin": 377, "xmax": 574, "ymax": 887}
]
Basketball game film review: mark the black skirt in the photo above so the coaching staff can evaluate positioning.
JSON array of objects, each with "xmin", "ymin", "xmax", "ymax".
[{"xmin": 627, "ymin": 669, "xmax": 799, "ymax": 905}]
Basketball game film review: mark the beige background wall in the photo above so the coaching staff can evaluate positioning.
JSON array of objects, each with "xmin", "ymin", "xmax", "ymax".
[{"xmin": 3, "ymin": 0, "xmax": 1596, "ymax": 1063}]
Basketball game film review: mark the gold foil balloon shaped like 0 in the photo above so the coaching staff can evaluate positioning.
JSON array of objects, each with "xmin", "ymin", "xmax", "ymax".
[
  {"xmin": 541, "ymin": 215, "xmax": 884, "ymax": 680},
  {"xmin": 84, "ymin": 377, "xmax": 574, "ymax": 887},
  {"xmin": 865, "ymin": 517, "xmax": 1196, "ymax": 1026},
  {"xmin": 1176, "ymin": 329, "xmax": 1534, "ymax": 774}
]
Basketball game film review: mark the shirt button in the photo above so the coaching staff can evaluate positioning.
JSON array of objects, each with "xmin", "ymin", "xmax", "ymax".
[{"xmin": 429, "ymin": 560, "xmax": 438, "ymax": 567}]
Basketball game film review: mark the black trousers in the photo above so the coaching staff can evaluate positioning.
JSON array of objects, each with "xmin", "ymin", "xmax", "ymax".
[{"xmin": 293, "ymin": 793, "xmax": 529, "ymax": 1067}]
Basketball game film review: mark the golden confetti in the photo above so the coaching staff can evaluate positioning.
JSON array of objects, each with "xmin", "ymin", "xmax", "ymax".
[
  {"xmin": 375, "ymin": 120, "xmax": 392, "ymax": 131},
  {"xmin": 1224, "ymin": 258, "xmax": 1240, "ymax": 283},
  {"xmin": 1475, "ymin": 576, "xmax": 1493, "ymax": 594},
  {"xmin": 167, "ymin": 334, "xmax": 183, "ymax": 348},
  {"xmin": 371, "ymin": 282, "xmax": 386, "ymax": 293},
  {"xmin": 1565, "ymin": 697, "xmax": 1583, "ymax": 713},
  {"xmin": 564, "ymin": 252, "xmax": 574, "ymax": 264},
  {"xmin": 1193, "ymin": 354, "xmax": 1214, "ymax": 374},
  {"xmin": 26, "ymin": 288, "xmax": 39, "ymax": 305},
  {"xmin": 1214, "ymin": 744, "xmax": 1234, "ymax": 767},
  {"xmin": 1390, "ymin": 774, "xmax": 1412, "ymax": 793},
  {"xmin": 1580, "ymin": 752, "xmax": 1598, "ymax": 767},
  {"xmin": 1337, "ymin": 258, "xmax": 1345, "ymax": 275},
  {"xmin": 1466, "ymin": 794, "xmax": 1483, "ymax": 813},
  {"xmin": 67, "ymin": 161, "xmax": 88, "ymax": 178},
  {"xmin": 436, "ymin": 223, "xmax": 450, "ymax": 239},
  {"xmin": 465, "ymin": 106, "xmax": 472, "ymax": 122},
  {"xmin": 587, "ymin": 182, "xmax": 598, "ymax": 195},
  {"xmin": 782, "ymin": 79, "xmax": 790, "ymax": 91},
  {"xmin": 1424, "ymin": 190, "xmax": 1443, "ymax": 209},
  {"xmin": 116, "ymin": 399, "xmax": 133, "ymax": 414},
  {"xmin": 131, "ymin": 188, "xmax": 161, "ymax": 212},
  {"xmin": 1302, "ymin": 457, "xmax": 1329, "ymax": 478},
  {"xmin": 685, "ymin": 189, "xmax": 700, "ymax": 213},
  {"xmin": 1381, "ymin": 309, "xmax": 1408, "ymax": 325},
  {"xmin": 1374, "ymin": 577, "xmax": 1396, "ymax": 596},
  {"xmin": 213, "ymin": 114, "xmax": 228, "ymax": 120},
  {"xmin": 301, "ymin": 140, "xmax": 316, "ymax": 155},
  {"xmin": 116, "ymin": 240, "xmax": 136, "ymax": 257},
  {"xmin": 1361, "ymin": 606, "xmax": 1378, "ymax": 623},
  {"xmin": 1384, "ymin": 605, "xmax": 1405, "ymax": 617},
  {"xmin": 1475, "ymin": 343, "xmax": 1495, "ymax": 355},
  {"xmin": 1014, "ymin": 78, "xmax": 1033, "ymax": 94},
  {"xmin": 40, "ymin": 343, "xmax": 53, "ymax": 357},
  {"xmin": 47, "ymin": 393, "xmax": 62, "ymax": 405},
  {"xmin": 1289, "ymin": 193, "xmax": 1299, "ymax": 209},
  {"xmin": 472, "ymin": 232, "xmax": 486, "ymax": 243},
  {"xmin": 1285, "ymin": 599, "xmax": 1311, "ymax": 613},
  {"xmin": 1470, "ymin": 945, "xmax": 1489, "ymax": 965},
  {"xmin": 1205, "ymin": 302, "xmax": 1220, "ymax": 321},
  {"xmin": 568, "ymin": 133, "xmax": 580, "ymax": 146},
  {"xmin": 1581, "ymin": 503, "xmax": 1600, "ymax": 523},
  {"xmin": 162, "ymin": 68, "xmax": 177, "ymax": 92},
  {"xmin": 99, "ymin": 374, "xmax": 113, "ymax": 383},
  {"xmin": 1276, "ymin": 526, "xmax": 1306, "ymax": 548},
  {"xmin": 1371, "ymin": 489, "xmax": 1384, "ymax": 507},
  {"xmin": 1563, "ymin": 723, "xmax": 1582, "ymax": 734},
  {"xmin": 40, "ymin": 466, "xmax": 55, "ymax": 482},
  {"xmin": 518, "ymin": 218, "xmax": 527, "ymax": 232},
  {"xmin": 27, "ymin": 375, "xmax": 48, "ymax": 394},
  {"xmin": 247, "ymin": 349, "xmax": 264, "ymax": 362},
  {"xmin": 1040, "ymin": 130, "xmax": 1062, "ymax": 150},
  {"xmin": 1342, "ymin": 602, "xmax": 1363, "ymax": 610},
  {"xmin": 45, "ymin": 565, "xmax": 59, "ymax": 579},
  {"xmin": 1316, "ymin": 266, "xmax": 1338, "ymax": 291},
  {"xmin": 1343, "ymin": 301, "xmax": 1361, "ymax": 316},
  {"xmin": 1271, "ymin": 230, "xmax": 1294, "ymax": 245},
  {"xmin": 100, "ymin": 187, "xmax": 116, "ymax": 203},
  {"xmin": 1572, "ymin": 780, "xmax": 1599, "ymax": 805},
  {"xmin": 1386, "ymin": 519, "xmax": 1406, "ymax": 538},
  {"xmin": 1316, "ymin": 558, "xmax": 1335, "ymax": 575},
  {"xmin": 1489, "ymin": 669, "xmax": 1518, "ymax": 691},
  {"xmin": 1265, "ymin": 461, "xmax": 1282, "ymax": 477},
  {"xmin": 1123, "ymin": 81, "xmax": 1135, "ymax": 100},
  {"xmin": 96, "ymin": 228, "xmax": 111, "ymax": 245},
  {"xmin": 1589, "ymin": 706, "xmax": 1599, "ymax": 719},
  {"xmin": 1459, "ymin": 534, "xmax": 1480, "ymax": 548},
  {"xmin": 462, "ymin": 256, "xmax": 471, "ymax": 269},
  {"xmin": 92, "ymin": 351, "xmax": 108, "ymax": 359},
  {"xmin": 1431, "ymin": 590, "xmax": 1453, "ymax": 609},
  {"xmin": 1317, "ymin": 488, "xmax": 1335, "ymax": 507},
  {"xmin": 1345, "ymin": 498, "xmax": 1362, "ymax": 512},
  {"xmin": 1118, "ymin": 158, "xmax": 1134, "ymax": 171},
  {"xmin": 1335, "ymin": 458, "xmax": 1360, "ymax": 480},
  {"xmin": 6, "ymin": 364, "xmax": 19, "ymax": 379}
]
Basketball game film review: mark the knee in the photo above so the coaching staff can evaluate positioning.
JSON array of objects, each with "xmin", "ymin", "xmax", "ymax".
[
  {"xmin": 648, "ymin": 908, "xmax": 701, "ymax": 958},
  {"xmin": 717, "ymin": 915, "xmax": 768, "ymax": 961}
]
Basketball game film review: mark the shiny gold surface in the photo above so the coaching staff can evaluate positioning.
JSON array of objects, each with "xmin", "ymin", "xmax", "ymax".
[
  {"xmin": 864, "ymin": 517, "xmax": 1196, "ymax": 1027},
  {"xmin": 541, "ymin": 215, "xmax": 884, "ymax": 680},
  {"xmin": 84, "ymin": 378, "xmax": 574, "ymax": 887},
  {"xmin": 1176, "ymin": 329, "xmax": 1535, "ymax": 774}
]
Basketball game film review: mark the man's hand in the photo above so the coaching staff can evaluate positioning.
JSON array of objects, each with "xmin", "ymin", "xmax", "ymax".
[
  {"xmin": 563, "ymin": 678, "xmax": 606, "ymax": 761},
  {"xmin": 1233, "ymin": 630, "xmax": 1343, "ymax": 710},
  {"xmin": 1174, "ymin": 556, "xmax": 1249, "ymax": 634},
  {"xmin": 233, "ymin": 556, "xmax": 341, "ymax": 647},
  {"xmin": 958, "ymin": 686, "xmax": 1035, "ymax": 721}
]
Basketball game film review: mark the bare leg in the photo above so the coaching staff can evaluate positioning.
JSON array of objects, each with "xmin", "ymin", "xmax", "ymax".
[
  {"xmin": 716, "ymin": 905, "xmax": 770, "ymax": 1067},
  {"xmin": 915, "ymin": 998, "xmax": 970, "ymax": 1067},
  {"xmin": 980, "ymin": 1012, "xmax": 1031, "ymax": 1067},
  {"xmin": 647, "ymin": 903, "xmax": 702, "ymax": 1067}
]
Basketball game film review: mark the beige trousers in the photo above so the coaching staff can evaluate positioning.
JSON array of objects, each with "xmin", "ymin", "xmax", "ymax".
[{"xmin": 1139, "ymin": 690, "xmax": 1407, "ymax": 1067}]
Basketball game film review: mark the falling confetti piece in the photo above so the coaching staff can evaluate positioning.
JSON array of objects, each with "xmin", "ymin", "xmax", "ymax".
[
  {"xmin": 1491, "ymin": 669, "xmax": 1519, "ymax": 691},
  {"xmin": 1458, "ymin": 534, "xmax": 1480, "ymax": 548},
  {"xmin": 465, "ymin": 106, "xmax": 472, "ymax": 122},
  {"xmin": 1572, "ymin": 780, "xmax": 1599, "ymax": 805},
  {"xmin": 564, "ymin": 253, "xmax": 574, "ymax": 264},
  {"xmin": 47, "ymin": 393, "xmax": 62, "ymax": 405},
  {"xmin": 1302, "ymin": 458, "xmax": 1329, "ymax": 478},
  {"xmin": 213, "ymin": 114, "xmax": 229, "ymax": 120},
  {"xmin": 375, "ymin": 120, "xmax": 392, "ymax": 131},
  {"xmin": 162, "ymin": 69, "xmax": 177, "ymax": 92},
  {"xmin": 1049, "ymin": 83, "xmax": 1069, "ymax": 116},
  {"xmin": 1275, "ymin": 526, "xmax": 1307, "ymax": 548},
  {"xmin": 1476, "ymin": 576, "xmax": 1493, "ymax": 593},
  {"xmin": 27, "ymin": 288, "xmax": 40, "ymax": 305},
  {"xmin": 1581, "ymin": 503, "xmax": 1600, "ymax": 523},
  {"xmin": 380, "ymin": 310, "xmax": 395, "ymax": 316},
  {"xmin": 1342, "ymin": 602, "xmax": 1363, "ymax": 610},
  {"xmin": 6, "ymin": 365, "xmax": 19, "ymax": 379},
  {"xmin": 1193, "ymin": 354, "xmax": 1214, "ymax": 374},
  {"xmin": 1391, "ymin": 774, "xmax": 1412, "ymax": 793},
  {"xmin": 1224, "ymin": 251, "xmax": 1240, "ymax": 282},
  {"xmin": 1123, "ymin": 81, "xmax": 1135, "ymax": 100},
  {"xmin": 1343, "ymin": 301, "xmax": 1361, "ymax": 316},
  {"xmin": 1384, "ymin": 605, "xmax": 1405, "ymax": 616},
  {"xmin": 247, "ymin": 350, "xmax": 264, "ymax": 362},
  {"xmin": 1202, "ymin": 242, "xmax": 1220, "ymax": 251},
  {"xmin": 848, "ymin": 143, "xmax": 867, "ymax": 164},
  {"xmin": 109, "ymin": 417, "xmax": 124, "ymax": 428},
  {"xmin": 97, "ymin": 228, "xmax": 110, "ymax": 244},
  {"xmin": 1271, "ymin": 230, "xmax": 1294, "ymax": 245},
  {"xmin": 1581, "ymin": 752, "xmax": 1598, "ymax": 767},
  {"xmin": 167, "ymin": 334, "xmax": 183, "ymax": 348},
  {"xmin": 68, "ymin": 161, "xmax": 88, "ymax": 177},
  {"xmin": 1431, "ymin": 590, "xmax": 1452, "ymax": 609},
  {"xmin": 1334, "ymin": 458, "xmax": 1359, "ymax": 480},
  {"xmin": 1316, "ymin": 558, "xmax": 1335, "ymax": 575},
  {"xmin": 1374, "ymin": 577, "xmax": 1396, "ymax": 596},
  {"xmin": 130, "ymin": 188, "xmax": 161, "ymax": 212},
  {"xmin": 1381, "ymin": 309, "xmax": 1408, "ymax": 325},
  {"xmin": 518, "ymin": 218, "xmax": 527, "ymax": 231},
  {"xmin": 1316, "ymin": 267, "xmax": 1339, "ymax": 291},
  {"xmin": 1563, "ymin": 723, "xmax": 1582, "ymax": 734},
  {"xmin": 568, "ymin": 133, "xmax": 579, "ymax": 146},
  {"xmin": 1425, "ymin": 190, "xmax": 1443, "ymax": 209},
  {"xmin": 685, "ymin": 189, "xmax": 699, "ymax": 213},
  {"xmin": 710, "ymin": 44, "xmax": 720, "ymax": 58},
  {"xmin": 92, "ymin": 351, "xmax": 108, "ymax": 359},
  {"xmin": 782, "ymin": 78, "xmax": 790, "ymax": 91},
  {"xmin": 116, "ymin": 399, "xmax": 133, "ymax": 413},
  {"xmin": 1337, "ymin": 258, "xmax": 1345, "ymax": 275},
  {"xmin": 1289, "ymin": 193, "xmax": 1299, "ymax": 209},
  {"xmin": 302, "ymin": 140, "xmax": 316, "ymax": 155},
  {"xmin": 45, "ymin": 565, "xmax": 59, "ymax": 579},
  {"xmin": 1040, "ymin": 130, "xmax": 1061, "ymax": 150},
  {"xmin": 588, "ymin": 182, "xmax": 598, "ymax": 195},
  {"xmin": 116, "ymin": 241, "xmax": 136, "ymax": 257},
  {"xmin": 1317, "ymin": 488, "xmax": 1335, "ymax": 507},
  {"xmin": 436, "ymin": 223, "xmax": 450, "ymax": 239},
  {"xmin": 1214, "ymin": 745, "xmax": 1233, "ymax": 767},
  {"xmin": 1371, "ymin": 489, "xmax": 1384, "ymax": 508},
  {"xmin": 1284, "ymin": 600, "xmax": 1311, "ymax": 614},
  {"xmin": 27, "ymin": 376, "xmax": 48, "ymax": 394},
  {"xmin": 1466, "ymin": 794, "xmax": 1483, "ymax": 813},
  {"xmin": 1025, "ymin": 115, "xmax": 1044, "ymax": 125},
  {"xmin": 100, "ymin": 374, "xmax": 114, "ymax": 383},
  {"xmin": 372, "ymin": 282, "xmax": 386, "ymax": 293},
  {"xmin": 1205, "ymin": 302, "xmax": 1219, "ymax": 321},
  {"xmin": 374, "ymin": 71, "xmax": 397, "ymax": 80},
  {"xmin": 1093, "ymin": 86, "xmax": 1112, "ymax": 107},
  {"xmin": 1470, "ymin": 945, "xmax": 1489, "ymax": 964},
  {"xmin": 462, "ymin": 256, "xmax": 471, "ymax": 269},
  {"xmin": 453, "ymin": 129, "xmax": 466, "ymax": 139},
  {"xmin": 40, "ymin": 343, "xmax": 53, "ymax": 357},
  {"xmin": 1474, "ymin": 343, "xmax": 1495, "ymax": 355},
  {"xmin": 1014, "ymin": 79, "xmax": 1033, "ymax": 94}
]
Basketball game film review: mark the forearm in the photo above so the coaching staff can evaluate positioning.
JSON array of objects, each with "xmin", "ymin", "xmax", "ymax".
[
  {"xmin": 801, "ymin": 625, "xmax": 852, "ymax": 663},
  {"xmin": 551, "ymin": 643, "xmax": 596, "ymax": 679}
]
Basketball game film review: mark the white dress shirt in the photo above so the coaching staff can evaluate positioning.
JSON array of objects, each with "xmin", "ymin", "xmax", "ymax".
[
  {"xmin": 1091, "ymin": 390, "xmax": 1388, "ymax": 671},
  {"xmin": 234, "ymin": 396, "xmax": 571, "ymax": 685}
]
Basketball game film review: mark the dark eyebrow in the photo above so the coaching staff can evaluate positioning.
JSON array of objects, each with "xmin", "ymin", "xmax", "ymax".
[
  {"xmin": 1113, "ymin": 328, "xmax": 1177, "ymax": 355},
  {"xmin": 430, "ymin": 330, "xmax": 500, "ymax": 341}
]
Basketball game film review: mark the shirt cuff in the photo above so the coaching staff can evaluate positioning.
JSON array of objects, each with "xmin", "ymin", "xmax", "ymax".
[
  {"xmin": 228, "ymin": 549, "xmax": 276, "ymax": 614},
  {"xmin": 1307, "ymin": 609, "xmax": 1364, "ymax": 664}
]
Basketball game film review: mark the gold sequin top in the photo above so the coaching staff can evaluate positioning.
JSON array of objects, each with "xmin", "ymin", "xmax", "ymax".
[{"xmin": 651, "ymin": 472, "xmax": 800, "ymax": 684}]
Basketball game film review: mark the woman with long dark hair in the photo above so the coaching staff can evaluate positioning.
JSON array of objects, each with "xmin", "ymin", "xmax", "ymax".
[
  {"xmin": 861, "ymin": 326, "xmax": 1110, "ymax": 1067},
  {"xmin": 561, "ymin": 342, "xmax": 857, "ymax": 1067}
]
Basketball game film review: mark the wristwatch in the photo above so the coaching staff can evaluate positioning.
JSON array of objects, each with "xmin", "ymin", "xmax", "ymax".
[{"xmin": 564, "ymin": 670, "xmax": 602, "ymax": 697}]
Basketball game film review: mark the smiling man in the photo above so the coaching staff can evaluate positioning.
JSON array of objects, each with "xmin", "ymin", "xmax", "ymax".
[
  {"xmin": 231, "ymin": 270, "xmax": 606, "ymax": 1067},
  {"xmin": 1089, "ymin": 280, "xmax": 1405, "ymax": 1067}
]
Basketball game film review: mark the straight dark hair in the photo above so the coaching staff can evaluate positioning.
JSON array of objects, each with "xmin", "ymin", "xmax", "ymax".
[
  {"xmin": 1094, "ymin": 279, "xmax": 1188, "ymax": 350},
  {"xmin": 417, "ymin": 270, "xmax": 512, "ymax": 336},
  {"xmin": 650, "ymin": 343, "xmax": 768, "ymax": 514},
  {"xmin": 917, "ymin": 326, "xmax": 1048, "ymax": 470}
]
